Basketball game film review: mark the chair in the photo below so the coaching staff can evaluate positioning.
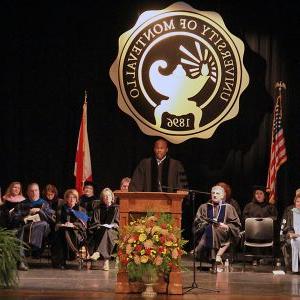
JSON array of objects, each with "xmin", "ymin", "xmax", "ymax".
[{"xmin": 242, "ymin": 217, "xmax": 274, "ymax": 271}]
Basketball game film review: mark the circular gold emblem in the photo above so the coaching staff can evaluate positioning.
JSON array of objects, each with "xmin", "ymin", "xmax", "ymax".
[{"xmin": 110, "ymin": 2, "xmax": 249, "ymax": 143}]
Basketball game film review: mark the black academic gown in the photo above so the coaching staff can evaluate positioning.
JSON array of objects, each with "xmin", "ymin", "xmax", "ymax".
[
  {"xmin": 51, "ymin": 204, "xmax": 87, "ymax": 266},
  {"xmin": 194, "ymin": 201, "xmax": 241, "ymax": 257},
  {"xmin": 10, "ymin": 198, "xmax": 55, "ymax": 254},
  {"xmin": 88, "ymin": 201, "xmax": 119, "ymax": 259},
  {"xmin": 128, "ymin": 155, "xmax": 188, "ymax": 192}
]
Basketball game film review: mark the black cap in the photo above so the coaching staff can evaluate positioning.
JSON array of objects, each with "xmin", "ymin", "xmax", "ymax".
[
  {"xmin": 253, "ymin": 185, "xmax": 267, "ymax": 193},
  {"xmin": 83, "ymin": 181, "xmax": 96, "ymax": 189}
]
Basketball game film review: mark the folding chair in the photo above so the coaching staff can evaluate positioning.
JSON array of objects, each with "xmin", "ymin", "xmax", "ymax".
[{"xmin": 242, "ymin": 217, "xmax": 274, "ymax": 271}]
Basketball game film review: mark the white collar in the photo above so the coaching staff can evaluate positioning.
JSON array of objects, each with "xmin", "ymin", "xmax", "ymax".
[{"xmin": 156, "ymin": 156, "xmax": 167, "ymax": 165}]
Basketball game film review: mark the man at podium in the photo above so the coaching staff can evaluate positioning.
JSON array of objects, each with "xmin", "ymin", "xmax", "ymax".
[{"xmin": 128, "ymin": 138, "xmax": 188, "ymax": 192}]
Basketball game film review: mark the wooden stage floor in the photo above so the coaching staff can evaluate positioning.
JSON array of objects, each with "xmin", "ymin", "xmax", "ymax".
[{"xmin": 0, "ymin": 255, "xmax": 299, "ymax": 300}]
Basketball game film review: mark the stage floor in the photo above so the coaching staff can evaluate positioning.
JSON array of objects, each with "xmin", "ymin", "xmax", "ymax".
[{"xmin": 0, "ymin": 256, "xmax": 299, "ymax": 300}]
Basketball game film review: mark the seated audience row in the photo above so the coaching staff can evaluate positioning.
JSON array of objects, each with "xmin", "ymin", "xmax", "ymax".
[{"xmin": 0, "ymin": 178, "xmax": 129, "ymax": 271}]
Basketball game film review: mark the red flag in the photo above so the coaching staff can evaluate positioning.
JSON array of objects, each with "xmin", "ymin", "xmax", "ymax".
[
  {"xmin": 74, "ymin": 91, "xmax": 92, "ymax": 194},
  {"xmin": 266, "ymin": 82, "xmax": 287, "ymax": 204}
]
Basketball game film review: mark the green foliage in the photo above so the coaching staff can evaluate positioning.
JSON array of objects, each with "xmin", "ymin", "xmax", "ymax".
[{"xmin": 0, "ymin": 227, "xmax": 25, "ymax": 288}]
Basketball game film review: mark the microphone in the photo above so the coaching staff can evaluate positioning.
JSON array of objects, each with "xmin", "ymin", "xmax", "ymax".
[
  {"xmin": 161, "ymin": 185, "xmax": 210, "ymax": 195},
  {"xmin": 158, "ymin": 181, "xmax": 163, "ymax": 192}
]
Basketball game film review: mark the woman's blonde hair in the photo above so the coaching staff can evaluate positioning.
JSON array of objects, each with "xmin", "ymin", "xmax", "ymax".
[
  {"xmin": 64, "ymin": 189, "xmax": 79, "ymax": 204},
  {"xmin": 100, "ymin": 188, "xmax": 115, "ymax": 204},
  {"xmin": 5, "ymin": 181, "xmax": 23, "ymax": 196}
]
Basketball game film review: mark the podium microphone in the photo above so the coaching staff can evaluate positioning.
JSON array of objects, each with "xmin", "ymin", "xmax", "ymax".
[
  {"xmin": 161, "ymin": 185, "xmax": 210, "ymax": 195},
  {"xmin": 158, "ymin": 181, "xmax": 163, "ymax": 192}
]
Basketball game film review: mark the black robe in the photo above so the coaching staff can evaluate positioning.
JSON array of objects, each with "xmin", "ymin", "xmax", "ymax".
[
  {"xmin": 88, "ymin": 201, "xmax": 119, "ymax": 259},
  {"xmin": 79, "ymin": 195, "xmax": 97, "ymax": 218},
  {"xmin": 242, "ymin": 200, "xmax": 278, "ymax": 228},
  {"xmin": 194, "ymin": 201, "xmax": 241, "ymax": 256},
  {"xmin": 280, "ymin": 206, "xmax": 297, "ymax": 269},
  {"xmin": 10, "ymin": 198, "xmax": 55, "ymax": 254},
  {"xmin": 51, "ymin": 204, "xmax": 87, "ymax": 266},
  {"xmin": 129, "ymin": 155, "xmax": 188, "ymax": 192}
]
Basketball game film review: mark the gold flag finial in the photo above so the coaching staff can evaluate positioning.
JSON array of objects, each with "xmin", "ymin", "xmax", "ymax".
[
  {"xmin": 84, "ymin": 90, "xmax": 88, "ymax": 104},
  {"xmin": 275, "ymin": 81, "xmax": 286, "ymax": 94}
]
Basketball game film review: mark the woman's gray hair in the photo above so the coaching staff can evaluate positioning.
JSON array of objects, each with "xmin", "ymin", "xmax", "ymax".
[{"xmin": 100, "ymin": 187, "xmax": 115, "ymax": 203}]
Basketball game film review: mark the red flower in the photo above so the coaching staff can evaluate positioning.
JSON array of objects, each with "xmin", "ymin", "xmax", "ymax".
[
  {"xmin": 157, "ymin": 246, "xmax": 164, "ymax": 254},
  {"xmin": 145, "ymin": 248, "xmax": 152, "ymax": 255},
  {"xmin": 160, "ymin": 236, "xmax": 166, "ymax": 243},
  {"xmin": 161, "ymin": 223, "xmax": 167, "ymax": 229},
  {"xmin": 135, "ymin": 244, "xmax": 143, "ymax": 252}
]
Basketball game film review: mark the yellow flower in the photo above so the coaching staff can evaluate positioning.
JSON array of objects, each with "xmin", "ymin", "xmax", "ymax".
[
  {"xmin": 151, "ymin": 225, "xmax": 161, "ymax": 235},
  {"xmin": 165, "ymin": 241, "xmax": 173, "ymax": 247},
  {"xmin": 139, "ymin": 233, "xmax": 147, "ymax": 242},
  {"xmin": 153, "ymin": 234, "xmax": 159, "ymax": 242},
  {"xmin": 140, "ymin": 255, "xmax": 149, "ymax": 263},
  {"xmin": 141, "ymin": 249, "xmax": 145, "ymax": 255}
]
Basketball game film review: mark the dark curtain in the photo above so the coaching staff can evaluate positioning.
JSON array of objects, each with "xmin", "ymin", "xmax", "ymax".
[{"xmin": 1, "ymin": 1, "xmax": 300, "ymax": 246}]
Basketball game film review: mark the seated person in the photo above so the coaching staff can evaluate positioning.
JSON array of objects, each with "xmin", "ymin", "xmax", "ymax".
[
  {"xmin": 194, "ymin": 185, "xmax": 241, "ymax": 272},
  {"xmin": 114, "ymin": 177, "xmax": 131, "ymax": 205},
  {"xmin": 0, "ymin": 181, "xmax": 25, "ymax": 228},
  {"xmin": 79, "ymin": 181, "xmax": 97, "ymax": 218},
  {"xmin": 243, "ymin": 185, "xmax": 278, "ymax": 221},
  {"xmin": 242, "ymin": 185, "xmax": 277, "ymax": 266},
  {"xmin": 51, "ymin": 189, "xmax": 89, "ymax": 269},
  {"xmin": 281, "ymin": 192, "xmax": 300, "ymax": 273},
  {"xmin": 120, "ymin": 177, "xmax": 131, "ymax": 191},
  {"xmin": 42, "ymin": 184, "xmax": 62, "ymax": 211},
  {"xmin": 88, "ymin": 188, "xmax": 119, "ymax": 271},
  {"xmin": 10, "ymin": 183, "xmax": 55, "ymax": 270}
]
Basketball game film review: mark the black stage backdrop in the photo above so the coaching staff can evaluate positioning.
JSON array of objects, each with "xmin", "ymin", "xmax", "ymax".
[{"xmin": 1, "ymin": 0, "xmax": 300, "ymax": 245}]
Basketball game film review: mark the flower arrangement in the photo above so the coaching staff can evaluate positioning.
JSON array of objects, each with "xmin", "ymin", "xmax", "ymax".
[{"xmin": 117, "ymin": 213, "xmax": 187, "ymax": 282}]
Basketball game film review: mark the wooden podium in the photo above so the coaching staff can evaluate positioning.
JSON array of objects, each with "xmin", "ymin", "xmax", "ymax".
[
  {"xmin": 115, "ymin": 191, "xmax": 188, "ymax": 228},
  {"xmin": 114, "ymin": 191, "xmax": 188, "ymax": 295}
]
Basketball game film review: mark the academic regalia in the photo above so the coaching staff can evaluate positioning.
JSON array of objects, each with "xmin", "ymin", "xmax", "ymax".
[
  {"xmin": 128, "ymin": 155, "xmax": 188, "ymax": 192},
  {"xmin": 79, "ymin": 195, "xmax": 97, "ymax": 218},
  {"xmin": 281, "ymin": 207, "xmax": 300, "ymax": 272},
  {"xmin": 88, "ymin": 201, "xmax": 119, "ymax": 259},
  {"xmin": 242, "ymin": 201, "xmax": 278, "ymax": 221},
  {"xmin": 51, "ymin": 204, "xmax": 88, "ymax": 267},
  {"xmin": 227, "ymin": 198, "xmax": 242, "ymax": 220},
  {"xmin": 194, "ymin": 201, "xmax": 241, "ymax": 258},
  {"xmin": 10, "ymin": 198, "xmax": 55, "ymax": 254},
  {"xmin": 0, "ymin": 195, "xmax": 25, "ymax": 228}
]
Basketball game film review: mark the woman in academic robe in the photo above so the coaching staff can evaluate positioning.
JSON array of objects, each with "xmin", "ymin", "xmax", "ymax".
[
  {"xmin": 242, "ymin": 185, "xmax": 278, "ymax": 266},
  {"xmin": 51, "ymin": 189, "xmax": 89, "ymax": 269},
  {"xmin": 88, "ymin": 188, "xmax": 119, "ymax": 271},
  {"xmin": 194, "ymin": 185, "xmax": 241, "ymax": 272},
  {"xmin": 281, "ymin": 192, "xmax": 300, "ymax": 273},
  {"xmin": 242, "ymin": 186, "xmax": 278, "ymax": 222}
]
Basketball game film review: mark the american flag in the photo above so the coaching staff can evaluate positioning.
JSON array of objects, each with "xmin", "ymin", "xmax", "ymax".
[{"xmin": 266, "ymin": 83, "xmax": 287, "ymax": 204}]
